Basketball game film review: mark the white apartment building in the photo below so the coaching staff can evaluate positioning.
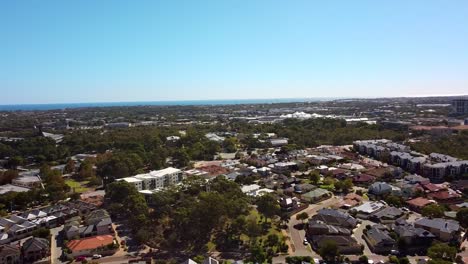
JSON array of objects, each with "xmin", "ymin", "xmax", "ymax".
[{"xmin": 118, "ymin": 167, "xmax": 183, "ymax": 191}]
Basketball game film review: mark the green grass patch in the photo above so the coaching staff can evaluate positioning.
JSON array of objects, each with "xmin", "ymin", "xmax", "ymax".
[{"xmin": 65, "ymin": 179, "xmax": 90, "ymax": 193}]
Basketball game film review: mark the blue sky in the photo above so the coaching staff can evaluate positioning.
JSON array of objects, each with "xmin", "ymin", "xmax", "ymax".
[{"xmin": 1, "ymin": 1, "xmax": 468, "ymax": 104}]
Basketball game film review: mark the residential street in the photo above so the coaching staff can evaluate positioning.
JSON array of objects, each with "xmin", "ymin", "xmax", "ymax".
[{"xmin": 50, "ymin": 226, "xmax": 64, "ymax": 264}]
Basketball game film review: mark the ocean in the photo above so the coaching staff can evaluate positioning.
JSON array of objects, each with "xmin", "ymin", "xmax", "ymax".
[{"xmin": 0, "ymin": 98, "xmax": 339, "ymax": 111}]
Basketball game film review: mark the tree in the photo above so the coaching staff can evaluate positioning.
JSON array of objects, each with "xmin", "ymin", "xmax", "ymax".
[
  {"xmin": 0, "ymin": 170, "xmax": 18, "ymax": 185},
  {"xmin": 32, "ymin": 227, "xmax": 51, "ymax": 239},
  {"xmin": 309, "ymin": 171, "xmax": 320, "ymax": 185},
  {"xmin": 456, "ymin": 208, "xmax": 468, "ymax": 228},
  {"xmin": 245, "ymin": 215, "xmax": 262, "ymax": 239},
  {"xmin": 266, "ymin": 234, "xmax": 279, "ymax": 247},
  {"xmin": 78, "ymin": 159, "xmax": 95, "ymax": 179},
  {"xmin": 173, "ymin": 149, "xmax": 190, "ymax": 167},
  {"xmin": 385, "ymin": 195, "xmax": 404, "ymax": 207},
  {"xmin": 318, "ymin": 239, "xmax": 340, "ymax": 262},
  {"xmin": 427, "ymin": 243, "xmax": 457, "ymax": 261},
  {"xmin": 358, "ymin": 255, "xmax": 368, "ymax": 264},
  {"xmin": 64, "ymin": 159, "xmax": 75, "ymax": 174},
  {"xmin": 295, "ymin": 212, "xmax": 309, "ymax": 224},
  {"xmin": 422, "ymin": 204, "xmax": 445, "ymax": 218},
  {"xmin": 256, "ymin": 194, "xmax": 280, "ymax": 221}
]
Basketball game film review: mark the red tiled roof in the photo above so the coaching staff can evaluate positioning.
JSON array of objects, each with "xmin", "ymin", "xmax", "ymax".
[
  {"xmin": 423, "ymin": 183, "xmax": 441, "ymax": 192},
  {"xmin": 66, "ymin": 235, "xmax": 114, "ymax": 252},
  {"xmin": 427, "ymin": 190, "xmax": 461, "ymax": 200},
  {"xmin": 352, "ymin": 174, "xmax": 375, "ymax": 182},
  {"xmin": 406, "ymin": 197, "xmax": 433, "ymax": 208}
]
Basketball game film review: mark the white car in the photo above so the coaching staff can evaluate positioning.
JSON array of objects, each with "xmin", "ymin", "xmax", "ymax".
[
  {"xmin": 92, "ymin": 254, "xmax": 102, "ymax": 259},
  {"xmin": 303, "ymin": 238, "xmax": 309, "ymax": 245}
]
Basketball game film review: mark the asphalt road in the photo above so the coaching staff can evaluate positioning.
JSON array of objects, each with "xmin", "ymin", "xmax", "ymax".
[{"xmin": 50, "ymin": 226, "xmax": 64, "ymax": 264}]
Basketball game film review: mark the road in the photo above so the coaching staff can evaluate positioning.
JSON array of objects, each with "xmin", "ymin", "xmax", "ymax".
[
  {"xmin": 50, "ymin": 226, "xmax": 64, "ymax": 264},
  {"xmin": 286, "ymin": 196, "xmax": 340, "ymax": 256}
]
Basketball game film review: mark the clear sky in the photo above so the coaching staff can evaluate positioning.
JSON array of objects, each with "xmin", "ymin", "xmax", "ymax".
[{"xmin": 1, "ymin": 1, "xmax": 468, "ymax": 104}]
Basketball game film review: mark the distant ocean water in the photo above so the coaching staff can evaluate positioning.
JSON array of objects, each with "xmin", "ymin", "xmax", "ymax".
[{"xmin": 0, "ymin": 98, "xmax": 340, "ymax": 111}]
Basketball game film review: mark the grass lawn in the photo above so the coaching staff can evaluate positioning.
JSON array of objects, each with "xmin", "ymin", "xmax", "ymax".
[{"xmin": 65, "ymin": 179, "xmax": 90, "ymax": 193}]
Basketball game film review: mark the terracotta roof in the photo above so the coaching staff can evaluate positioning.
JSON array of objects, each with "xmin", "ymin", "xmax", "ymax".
[
  {"xmin": 406, "ymin": 197, "xmax": 433, "ymax": 208},
  {"xmin": 66, "ymin": 235, "xmax": 114, "ymax": 252},
  {"xmin": 427, "ymin": 190, "xmax": 461, "ymax": 200}
]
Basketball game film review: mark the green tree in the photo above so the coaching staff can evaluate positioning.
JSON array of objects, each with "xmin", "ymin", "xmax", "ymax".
[
  {"xmin": 309, "ymin": 171, "xmax": 320, "ymax": 185},
  {"xmin": 422, "ymin": 204, "xmax": 445, "ymax": 218},
  {"xmin": 427, "ymin": 243, "xmax": 457, "ymax": 261},
  {"xmin": 456, "ymin": 208, "xmax": 468, "ymax": 228},
  {"xmin": 256, "ymin": 194, "xmax": 280, "ymax": 221},
  {"xmin": 318, "ymin": 239, "xmax": 340, "ymax": 262},
  {"xmin": 295, "ymin": 212, "xmax": 309, "ymax": 224}
]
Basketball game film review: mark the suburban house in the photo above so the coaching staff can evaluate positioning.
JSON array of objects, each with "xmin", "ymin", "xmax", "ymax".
[
  {"xmin": 21, "ymin": 237, "xmax": 50, "ymax": 263},
  {"xmin": 406, "ymin": 197, "xmax": 435, "ymax": 213},
  {"xmin": 306, "ymin": 220, "xmax": 352, "ymax": 236},
  {"xmin": 370, "ymin": 206, "xmax": 405, "ymax": 224},
  {"xmin": 414, "ymin": 218, "xmax": 461, "ymax": 242},
  {"xmin": 427, "ymin": 189, "xmax": 463, "ymax": 204},
  {"xmin": 392, "ymin": 220, "xmax": 435, "ymax": 250},
  {"xmin": 0, "ymin": 244, "xmax": 20, "ymax": 264},
  {"xmin": 368, "ymin": 182, "xmax": 400, "ymax": 196},
  {"xmin": 310, "ymin": 235, "xmax": 362, "ymax": 255},
  {"xmin": 363, "ymin": 225, "xmax": 396, "ymax": 254},
  {"xmin": 310, "ymin": 209, "xmax": 358, "ymax": 229},
  {"xmin": 352, "ymin": 174, "xmax": 376, "ymax": 186},
  {"xmin": 300, "ymin": 188, "xmax": 332, "ymax": 203},
  {"xmin": 66, "ymin": 235, "xmax": 116, "ymax": 258},
  {"xmin": 351, "ymin": 201, "xmax": 385, "ymax": 219}
]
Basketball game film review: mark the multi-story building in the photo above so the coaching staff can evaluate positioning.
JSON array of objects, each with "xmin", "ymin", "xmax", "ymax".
[
  {"xmin": 452, "ymin": 99, "xmax": 468, "ymax": 115},
  {"xmin": 118, "ymin": 167, "xmax": 183, "ymax": 191}
]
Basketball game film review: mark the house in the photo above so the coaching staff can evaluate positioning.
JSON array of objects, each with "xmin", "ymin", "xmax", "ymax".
[
  {"xmin": 270, "ymin": 138, "xmax": 288, "ymax": 147},
  {"xmin": 363, "ymin": 225, "xmax": 396, "ymax": 254},
  {"xmin": 306, "ymin": 220, "xmax": 352, "ymax": 236},
  {"xmin": 310, "ymin": 235, "xmax": 362, "ymax": 255},
  {"xmin": 370, "ymin": 206, "xmax": 405, "ymax": 223},
  {"xmin": 241, "ymin": 184, "xmax": 261, "ymax": 196},
  {"xmin": 406, "ymin": 197, "xmax": 435, "ymax": 213},
  {"xmin": 279, "ymin": 197, "xmax": 299, "ymax": 211},
  {"xmin": 66, "ymin": 235, "xmax": 116, "ymax": 258},
  {"xmin": 427, "ymin": 189, "xmax": 463, "ymax": 204},
  {"xmin": 352, "ymin": 174, "xmax": 375, "ymax": 186},
  {"xmin": 85, "ymin": 209, "xmax": 110, "ymax": 225},
  {"xmin": 414, "ymin": 218, "xmax": 461, "ymax": 242},
  {"xmin": 21, "ymin": 237, "xmax": 50, "ymax": 263},
  {"xmin": 0, "ymin": 244, "xmax": 20, "ymax": 264},
  {"xmin": 368, "ymin": 182, "xmax": 392, "ymax": 196},
  {"xmin": 337, "ymin": 193, "xmax": 363, "ymax": 209},
  {"xmin": 301, "ymin": 188, "xmax": 332, "ymax": 203},
  {"xmin": 392, "ymin": 220, "xmax": 435, "ymax": 250},
  {"xmin": 310, "ymin": 209, "xmax": 357, "ymax": 229},
  {"xmin": 351, "ymin": 202, "xmax": 385, "ymax": 219}
]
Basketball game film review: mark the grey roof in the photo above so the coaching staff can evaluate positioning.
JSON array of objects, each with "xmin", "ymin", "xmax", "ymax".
[
  {"xmin": 312, "ymin": 209, "xmax": 357, "ymax": 228},
  {"xmin": 414, "ymin": 218, "xmax": 460, "ymax": 233},
  {"xmin": 372, "ymin": 206, "xmax": 404, "ymax": 220},
  {"xmin": 307, "ymin": 220, "xmax": 352, "ymax": 236},
  {"xmin": 366, "ymin": 226, "xmax": 395, "ymax": 245},
  {"xmin": 368, "ymin": 182, "xmax": 392, "ymax": 195},
  {"xmin": 96, "ymin": 217, "xmax": 112, "ymax": 227},
  {"xmin": 22, "ymin": 237, "xmax": 49, "ymax": 253}
]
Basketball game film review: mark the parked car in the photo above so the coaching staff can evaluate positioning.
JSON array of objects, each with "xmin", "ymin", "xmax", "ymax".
[
  {"xmin": 92, "ymin": 254, "xmax": 102, "ymax": 259},
  {"xmin": 76, "ymin": 256, "xmax": 86, "ymax": 262},
  {"xmin": 303, "ymin": 238, "xmax": 309, "ymax": 245}
]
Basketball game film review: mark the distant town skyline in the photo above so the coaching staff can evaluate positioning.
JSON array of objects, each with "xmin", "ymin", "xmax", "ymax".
[{"xmin": 2, "ymin": 1, "xmax": 468, "ymax": 104}]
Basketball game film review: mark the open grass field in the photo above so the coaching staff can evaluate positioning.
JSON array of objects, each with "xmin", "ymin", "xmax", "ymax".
[{"xmin": 65, "ymin": 179, "xmax": 90, "ymax": 193}]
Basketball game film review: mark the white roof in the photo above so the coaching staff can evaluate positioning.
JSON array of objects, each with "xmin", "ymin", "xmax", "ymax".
[
  {"xmin": 149, "ymin": 167, "xmax": 181, "ymax": 177},
  {"xmin": 241, "ymin": 184, "xmax": 261, "ymax": 193},
  {"xmin": 118, "ymin": 177, "xmax": 143, "ymax": 183}
]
